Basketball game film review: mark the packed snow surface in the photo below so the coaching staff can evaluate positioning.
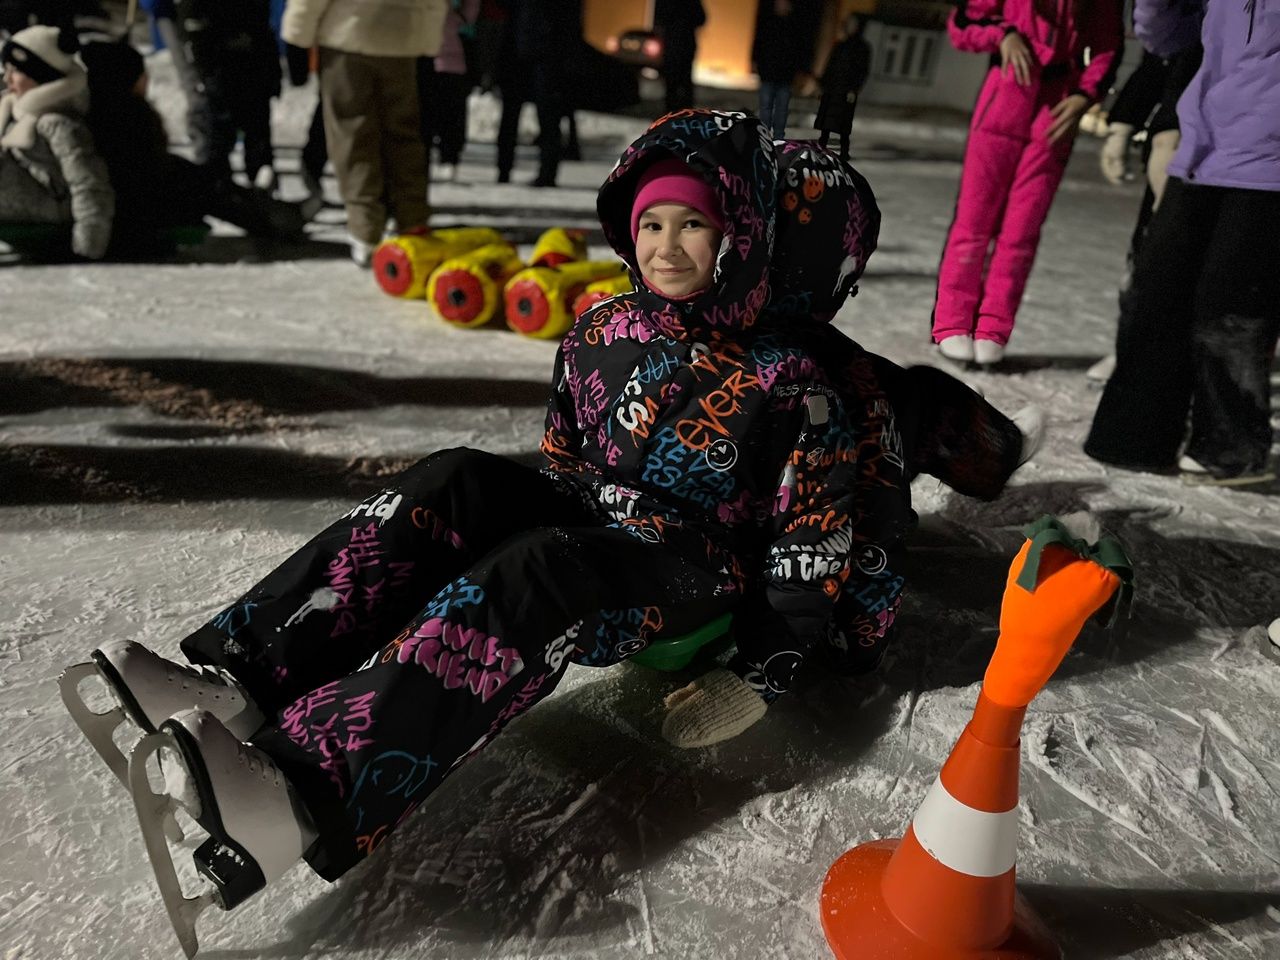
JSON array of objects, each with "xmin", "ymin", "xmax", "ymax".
[{"xmin": 2, "ymin": 54, "xmax": 1278, "ymax": 960}]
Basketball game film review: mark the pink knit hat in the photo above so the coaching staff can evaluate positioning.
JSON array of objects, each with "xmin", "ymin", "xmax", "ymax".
[{"xmin": 630, "ymin": 158, "xmax": 725, "ymax": 241}]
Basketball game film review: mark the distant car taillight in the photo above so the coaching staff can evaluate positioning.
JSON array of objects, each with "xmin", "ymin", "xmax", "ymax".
[
  {"xmin": 606, "ymin": 36, "xmax": 620, "ymax": 52},
  {"xmin": 642, "ymin": 38, "xmax": 662, "ymax": 58}
]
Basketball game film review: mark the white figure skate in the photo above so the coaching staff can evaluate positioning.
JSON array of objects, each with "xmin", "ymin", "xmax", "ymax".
[
  {"xmin": 129, "ymin": 708, "xmax": 313, "ymax": 957},
  {"xmin": 59, "ymin": 640, "xmax": 264, "ymax": 793}
]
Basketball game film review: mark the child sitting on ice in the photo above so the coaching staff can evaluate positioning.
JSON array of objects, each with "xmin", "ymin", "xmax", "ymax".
[
  {"xmin": 62, "ymin": 110, "xmax": 916, "ymax": 951},
  {"xmin": 0, "ymin": 25, "xmax": 114, "ymax": 259}
]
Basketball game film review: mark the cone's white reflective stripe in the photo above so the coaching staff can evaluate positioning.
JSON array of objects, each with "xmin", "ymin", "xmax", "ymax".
[{"xmin": 911, "ymin": 776, "xmax": 1018, "ymax": 878}]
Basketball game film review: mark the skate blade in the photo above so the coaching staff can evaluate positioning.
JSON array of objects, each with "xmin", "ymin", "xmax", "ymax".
[
  {"xmin": 60, "ymin": 660, "xmax": 186, "ymax": 842},
  {"xmin": 129, "ymin": 733, "xmax": 218, "ymax": 958},
  {"xmin": 60, "ymin": 661, "xmax": 132, "ymax": 785},
  {"xmin": 1181, "ymin": 470, "xmax": 1276, "ymax": 488}
]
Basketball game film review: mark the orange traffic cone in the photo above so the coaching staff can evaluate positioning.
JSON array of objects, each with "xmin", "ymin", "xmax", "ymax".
[{"xmin": 821, "ymin": 516, "xmax": 1132, "ymax": 959}]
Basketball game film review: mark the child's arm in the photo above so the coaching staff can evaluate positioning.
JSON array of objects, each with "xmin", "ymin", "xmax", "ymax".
[
  {"xmin": 947, "ymin": 0, "xmax": 1010, "ymax": 54},
  {"xmin": 539, "ymin": 342, "xmax": 585, "ymax": 474},
  {"xmin": 43, "ymin": 117, "xmax": 114, "ymax": 261},
  {"xmin": 729, "ymin": 387, "xmax": 913, "ymax": 699}
]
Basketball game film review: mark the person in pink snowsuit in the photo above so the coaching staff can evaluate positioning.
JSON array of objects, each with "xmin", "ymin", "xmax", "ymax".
[{"xmin": 932, "ymin": 0, "xmax": 1123, "ymax": 366}]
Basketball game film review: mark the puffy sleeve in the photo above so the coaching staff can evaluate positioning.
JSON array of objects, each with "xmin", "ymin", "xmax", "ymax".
[
  {"xmin": 1134, "ymin": 0, "xmax": 1204, "ymax": 58},
  {"xmin": 728, "ymin": 369, "xmax": 915, "ymax": 700},
  {"xmin": 281, "ymin": 0, "xmax": 334, "ymax": 49},
  {"xmin": 42, "ymin": 115, "xmax": 115, "ymax": 260},
  {"xmin": 948, "ymin": 0, "xmax": 1010, "ymax": 54},
  {"xmin": 1074, "ymin": 0, "xmax": 1126, "ymax": 102}
]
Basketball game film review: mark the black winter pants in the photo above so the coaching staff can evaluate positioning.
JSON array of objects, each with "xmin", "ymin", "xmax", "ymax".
[
  {"xmin": 181, "ymin": 449, "xmax": 737, "ymax": 879},
  {"xmin": 192, "ymin": 65, "xmax": 275, "ymax": 185},
  {"xmin": 1086, "ymin": 179, "xmax": 1280, "ymax": 474},
  {"xmin": 417, "ymin": 62, "xmax": 470, "ymax": 166}
]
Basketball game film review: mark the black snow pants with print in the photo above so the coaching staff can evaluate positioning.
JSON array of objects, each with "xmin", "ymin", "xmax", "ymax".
[
  {"xmin": 1086, "ymin": 180, "xmax": 1280, "ymax": 475},
  {"xmin": 180, "ymin": 448, "xmax": 739, "ymax": 880}
]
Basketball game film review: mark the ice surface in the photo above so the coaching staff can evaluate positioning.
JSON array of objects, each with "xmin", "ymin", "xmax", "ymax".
[{"xmin": 2, "ymin": 52, "xmax": 1278, "ymax": 960}]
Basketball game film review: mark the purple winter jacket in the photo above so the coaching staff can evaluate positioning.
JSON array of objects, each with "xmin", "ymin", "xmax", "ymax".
[{"xmin": 1135, "ymin": 0, "xmax": 1280, "ymax": 191}]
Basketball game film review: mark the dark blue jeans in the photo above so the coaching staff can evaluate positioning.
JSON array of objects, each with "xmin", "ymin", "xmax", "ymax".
[{"xmin": 758, "ymin": 80, "xmax": 792, "ymax": 137}]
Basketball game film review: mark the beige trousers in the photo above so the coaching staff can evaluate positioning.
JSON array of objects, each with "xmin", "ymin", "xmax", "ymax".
[{"xmin": 319, "ymin": 48, "xmax": 428, "ymax": 245}]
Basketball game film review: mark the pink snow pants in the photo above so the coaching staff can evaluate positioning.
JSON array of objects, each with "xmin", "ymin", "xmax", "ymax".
[{"xmin": 932, "ymin": 68, "xmax": 1076, "ymax": 346}]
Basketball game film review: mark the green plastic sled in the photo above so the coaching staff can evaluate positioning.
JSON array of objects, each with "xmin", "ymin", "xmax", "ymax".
[
  {"xmin": 0, "ymin": 221, "xmax": 211, "ymax": 258},
  {"xmin": 629, "ymin": 612, "xmax": 734, "ymax": 672}
]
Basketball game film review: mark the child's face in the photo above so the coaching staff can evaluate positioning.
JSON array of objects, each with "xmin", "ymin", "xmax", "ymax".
[
  {"xmin": 3, "ymin": 64, "xmax": 37, "ymax": 97},
  {"xmin": 634, "ymin": 203, "xmax": 722, "ymax": 298}
]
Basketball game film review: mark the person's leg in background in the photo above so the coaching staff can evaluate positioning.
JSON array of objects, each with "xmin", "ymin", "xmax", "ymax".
[
  {"xmin": 495, "ymin": 84, "xmax": 523, "ymax": 183},
  {"xmin": 771, "ymin": 81, "xmax": 792, "ymax": 136},
  {"xmin": 319, "ymin": 48, "xmax": 389, "ymax": 262},
  {"xmin": 377, "ymin": 54, "xmax": 430, "ymax": 230},
  {"xmin": 154, "ymin": 15, "xmax": 209, "ymax": 161},
  {"xmin": 194, "ymin": 67, "xmax": 237, "ymax": 185},
  {"xmin": 1183, "ymin": 187, "xmax": 1280, "ymax": 480},
  {"xmin": 1088, "ymin": 128, "xmax": 1181, "ymax": 384},
  {"xmin": 415, "ymin": 56, "xmax": 439, "ymax": 176},
  {"xmin": 758, "ymin": 81, "xmax": 778, "ymax": 135},
  {"xmin": 972, "ymin": 93, "xmax": 1073, "ymax": 360},
  {"xmin": 301, "ymin": 97, "xmax": 328, "ymax": 199},
  {"xmin": 562, "ymin": 110, "xmax": 581, "ymax": 161},
  {"xmin": 529, "ymin": 60, "xmax": 563, "ymax": 187},
  {"xmin": 663, "ymin": 38, "xmax": 695, "ymax": 114},
  {"xmin": 931, "ymin": 71, "xmax": 1024, "ymax": 354},
  {"xmin": 235, "ymin": 69, "xmax": 276, "ymax": 191},
  {"xmin": 1085, "ymin": 178, "xmax": 1221, "ymax": 470},
  {"xmin": 436, "ymin": 72, "xmax": 470, "ymax": 172}
]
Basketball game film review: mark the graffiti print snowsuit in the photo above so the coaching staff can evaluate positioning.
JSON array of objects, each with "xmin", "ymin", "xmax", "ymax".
[
  {"xmin": 546, "ymin": 111, "xmax": 915, "ymax": 688},
  {"xmin": 177, "ymin": 110, "xmax": 911, "ymax": 881},
  {"xmin": 932, "ymin": 0, "xmax": 1123, "ymax": 347}
]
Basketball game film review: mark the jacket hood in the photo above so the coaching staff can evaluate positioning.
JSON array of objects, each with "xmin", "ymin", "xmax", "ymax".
[
  {"xmin": 0, "ymin": 68, "xmax": 89, "ymax": 151},
  {"xmin": 766, "ymin": 140, "xmax": 880, "ymax": 323},
  {"xmin": 597, "ymin": 109, "xmax": 777, "ymax": 340}
]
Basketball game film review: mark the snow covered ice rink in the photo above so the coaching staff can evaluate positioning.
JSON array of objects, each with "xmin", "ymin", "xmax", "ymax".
[{"xmin": 2, "ymin": 60, "xmax": 1279, "ymax": 960}]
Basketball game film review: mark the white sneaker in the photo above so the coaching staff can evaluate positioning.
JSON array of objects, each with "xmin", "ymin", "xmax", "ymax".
[
  {"xmin": 1178, "ymin": 454, "xmax": 1209, "ymax": 474},
  {"xmin": 252, "ymin": 166, "xmax": 278, "ymax": 196},
  {"xmin": 349, "ymin": 237, "xmax": 373, "ymax": 268},
  {"xmin": 60, "ymin": 640, "xmax": 265, "ymax": 789},
  {"xmin": 937, "ymin": 335, "xmax": 975, "ymax": 362},
  {"xmin": 129, "ymin": 709, "xmax": 315, "ymax": 955},
  {"xmin": 1086, "ymin": 354, "xmax": 1116, "ymax": 384},
  {"xmin": 973, "ymin": 339, "xmax": 1005, "ymax": 366},
  {"xmin": 1010, "ymin": 404, "xmax": 1046, "ymax": 466}
]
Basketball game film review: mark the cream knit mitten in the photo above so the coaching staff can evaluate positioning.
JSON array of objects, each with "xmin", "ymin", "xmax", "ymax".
[{"xmin": 661, "ymin": 668, "xmax": 768, "ymax": 748}]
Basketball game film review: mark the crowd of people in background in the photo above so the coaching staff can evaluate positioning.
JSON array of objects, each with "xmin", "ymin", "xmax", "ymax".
[{"xmin": 1, "ymin": 0, "xmax": 1276, "ymax": 485}]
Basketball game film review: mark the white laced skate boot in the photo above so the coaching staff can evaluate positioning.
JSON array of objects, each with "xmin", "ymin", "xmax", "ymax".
[
  {"xmin": 59, "ymin": 640, "xmax": 264, "ymax": 790},
  {"xmin": 129, "ymin": 708, "xmax": 315, "ymax": 958}
]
